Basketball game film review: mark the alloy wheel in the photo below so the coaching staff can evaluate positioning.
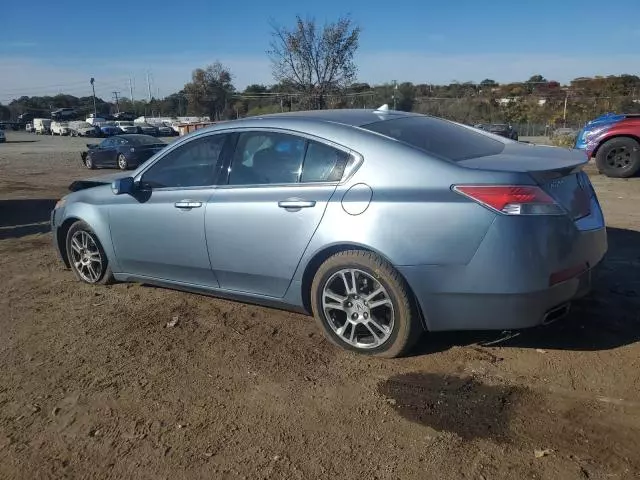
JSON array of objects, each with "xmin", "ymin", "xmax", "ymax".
[
  {"xmin": 606, "ymin": 146, "xmax": 632, "ymax": 170},
  {"xmin": 69, "ymin": 230, "xmax": 103, "ymax": 283},
  {"xmin": 322, "ymin": 268, "xmax": 394, "ymax": 349}
]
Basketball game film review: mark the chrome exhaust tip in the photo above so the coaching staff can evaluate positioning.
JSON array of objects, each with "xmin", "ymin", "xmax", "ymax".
[{"xmin": 542, "ymin": 302, "xmax": 571, "ymax": 325}]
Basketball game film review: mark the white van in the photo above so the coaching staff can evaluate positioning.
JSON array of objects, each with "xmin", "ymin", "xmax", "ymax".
[
  {"xmin": 51, "ymin": 121, "xmax": 71, "ymax": 136},
  {"xmin": 34, "ymin": 118, "xmax": 52, "ymax": 135}
]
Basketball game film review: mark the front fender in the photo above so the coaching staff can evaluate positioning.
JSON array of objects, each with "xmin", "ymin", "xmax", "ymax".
[{"xmin": 57, "ymin": 202, "xmax": 121, "ymax": 273}]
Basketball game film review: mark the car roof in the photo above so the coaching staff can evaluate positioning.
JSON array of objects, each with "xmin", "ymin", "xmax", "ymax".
[{"xmin": 255, "ymin": 108, "xmax": 421, "ymax": 126}]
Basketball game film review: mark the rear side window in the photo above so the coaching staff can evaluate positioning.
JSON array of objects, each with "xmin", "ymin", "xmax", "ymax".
[
  {"xmin": 301, "ymin": 141, "xmax": 349, "ymax": 183},
  {"xmin": 362, "ymin": 116, "xmax": 505, "ymax": 161}
]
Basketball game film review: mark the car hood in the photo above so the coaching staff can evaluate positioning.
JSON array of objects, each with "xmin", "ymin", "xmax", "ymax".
[{"xmin": 68, "ymin": 172, "xmax": 130, "ymax": 192}]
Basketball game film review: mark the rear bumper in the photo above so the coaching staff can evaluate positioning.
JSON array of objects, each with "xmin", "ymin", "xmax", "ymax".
[{"xmin": 400, "ymin": 215, "xmax": 607, "ymax": 332}]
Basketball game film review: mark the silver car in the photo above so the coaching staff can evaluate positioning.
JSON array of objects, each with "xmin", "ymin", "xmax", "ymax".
[{"xmin": 51, "ymin": 108, "xmax": 607, "ymax": 358}]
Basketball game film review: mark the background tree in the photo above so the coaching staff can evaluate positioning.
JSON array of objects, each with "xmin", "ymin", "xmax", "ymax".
[
  {"xmin": 183, "ymin": 62, "xmax": 235, "ymax": 120},
  {"xmin": 268, "ymin": 15, "xmax": 360, "ymax": 109}
]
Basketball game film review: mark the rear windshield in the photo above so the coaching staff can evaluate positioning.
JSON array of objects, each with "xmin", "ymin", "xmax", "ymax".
[
  {"xmin": 127, "ymin": 135, "xmax": 162, "ymax": 145},
  {"xmin": 362, "ymin": 116, "xmax": 505, "ymax": 161}
]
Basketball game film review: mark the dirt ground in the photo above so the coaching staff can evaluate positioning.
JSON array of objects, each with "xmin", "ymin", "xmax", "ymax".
[{"xmin": 1, "ymin": 131, "xmax": 639, "ymax": 480}]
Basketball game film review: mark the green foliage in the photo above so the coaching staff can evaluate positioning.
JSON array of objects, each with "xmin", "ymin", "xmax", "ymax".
[
  {"xmin": 183, "ymin": 62, "xmax": 235, "ymax": 120},
  {"xmin": 550, "ymin": 134, "xmax": 578, "ymax": 148}
]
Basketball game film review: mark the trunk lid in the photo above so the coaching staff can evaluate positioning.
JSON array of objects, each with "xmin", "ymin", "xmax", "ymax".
[{"xmin": 457, "ymin": 143, "xmax": 592, "ymax": 220}]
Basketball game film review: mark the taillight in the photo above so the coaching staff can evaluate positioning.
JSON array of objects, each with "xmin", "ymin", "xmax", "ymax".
[{"xmin": 453, "ymin": 185, "xmax": 564, "ymax": 215}]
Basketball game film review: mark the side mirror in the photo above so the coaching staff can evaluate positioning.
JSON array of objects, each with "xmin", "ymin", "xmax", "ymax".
[{"xmin": 111, "ymin": 177, "xmax": 136, "ymax": 195}]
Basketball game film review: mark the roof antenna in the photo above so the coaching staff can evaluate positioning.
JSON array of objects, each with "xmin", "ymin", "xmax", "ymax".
[{"xmin": 375, "ymin": 104, "xmax": 390, "ymax": 112}]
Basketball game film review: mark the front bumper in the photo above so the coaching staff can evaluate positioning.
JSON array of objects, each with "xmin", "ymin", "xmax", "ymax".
[{"xmin": 50, "ymin": 207, "xmax": 67, "ymax": 266}]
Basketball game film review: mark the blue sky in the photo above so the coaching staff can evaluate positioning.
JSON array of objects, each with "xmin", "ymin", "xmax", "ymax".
[{"xmin": 2, "ymin": 0, "xmax": 640, "ymax": 102}]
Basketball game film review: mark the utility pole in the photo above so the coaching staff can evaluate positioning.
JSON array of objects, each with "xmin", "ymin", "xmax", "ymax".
[
  {"xmin": 392, "ymin": 80, "xmax": 398, "ymax": 110},
  {"xmin": 112, "ymin": 91, "xmax": 120, "ymax": 113},
  {"xmin": 146, "ymin": 71, "xmax": 152, "ymax": 102},
  {"xmin": 563, "ymin": 92, "xmax": 568, "ymax": 127},
  {"xmin": 90, "ymin": 77, "xmax": 97, "ymax": 117},
  {"xmin": 129, "ymin": 77, "xmax": 134, "ymax": 111}
]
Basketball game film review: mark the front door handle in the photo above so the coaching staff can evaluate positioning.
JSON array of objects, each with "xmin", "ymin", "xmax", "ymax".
[
  {"xmin": 174, "ymin": 201, "xmax": 203, "ymax": 209},
  {"xmin": 278, "ymin": 200, "xmax": 316, "ymax": 209}
]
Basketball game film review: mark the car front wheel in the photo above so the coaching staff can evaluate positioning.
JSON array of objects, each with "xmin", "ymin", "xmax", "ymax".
[
  {"xmin": 596, "ymin": 137, "xmax": 640, "ymax": 178},
  {"xmin": 65, "ymin": 221, "xmax": 114, "ymax": 285},
  {"xmin": 85, "ymin": 154, "xmax": 95, "ymax": 169},
  {"xmin": 311, "ymin": 250, "xmax": 423, "ymax": 358}
]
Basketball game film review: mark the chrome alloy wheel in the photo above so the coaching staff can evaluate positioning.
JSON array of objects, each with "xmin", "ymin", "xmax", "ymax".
[
  {"xmin": 322, "ymin": 268, "xmax": 394, "ymax": 349},
  {"xmin": 69, "ymin": 230, "xmax": 103, "ymax": 283}
]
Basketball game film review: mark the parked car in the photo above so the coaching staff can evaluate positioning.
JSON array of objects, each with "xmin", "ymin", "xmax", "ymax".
[
  {"xmin": 98, "ymin": 123, "xmax": 122, "ymax": 137},
  {"xmin": 113, "ymin": 112, "xmax": 136, "ymax": 121},
  {"xmin": 50, "ymin": 108, "xmax": 608, "ymax": 358},
  {"xmin": 575, "ymin": 113, "xmax": 640, "ymax": 178},
  {"xmin": 51, "ymin": 121, "xmax": 71, "ymax": 136},
  {"xmin": 0, "ymin": 129, "xmax": 5, "ymax": 143},
  {"xmin": 80, "ymin": 134, "xmax": 166, "ymax": 170},
  {"xmin": 86, "ymin": 115, "xmax": 107, "ymax": 126},
  {"xmin": 34, "ymin": 118, "xmax": 52, "ymax": 134},
  {"xmin": 155, "ymin": 123, "xmax": 175, "ymax": 136},
  {"xmin": 68, "ymin": 121, "xmax": 99, "ymax": 137},
  {"xmin": 25, "ymin": 123, "xmax": 35, "ymax": 133},
  {"xmin": 482, "ymin": 123, "xmax": 518, "ymax": 140},
  {"xmin": 136, "ymin": 123, "xmax": 158, "ymax": 136},
  {"xmin": 115, "ymin": 121, "xmax": 138, "ymax": 134}
]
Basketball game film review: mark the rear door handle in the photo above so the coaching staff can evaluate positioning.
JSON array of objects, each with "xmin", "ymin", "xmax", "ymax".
[
  {"xmin": 278, "ymin": 200, "xmax": 316, "ymax": 209},
  {"xmin": 174, "ymin": 201, "xmax": 203, "ymax": 209}
]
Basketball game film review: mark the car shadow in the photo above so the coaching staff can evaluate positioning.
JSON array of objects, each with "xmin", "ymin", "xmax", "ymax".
[
  {"xmin": 0, "ymin": 198, "xmax": 56, "ymax": 240},
  {"xmin": 5, "ymin": 140, "xmax": 39, "ymax": 143},
  {"xmin": 413, "ymin": 226, "xmax": 640, "ymax": 355}
]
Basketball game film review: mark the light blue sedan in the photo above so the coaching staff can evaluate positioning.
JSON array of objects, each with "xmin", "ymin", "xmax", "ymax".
[{"xmin": 51, "ymin": 107, "xmax": 607, "ymax": 357}]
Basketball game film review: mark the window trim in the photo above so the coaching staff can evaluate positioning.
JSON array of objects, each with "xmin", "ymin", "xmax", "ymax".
[
  {"xmin": 217, "ymin": 127, "xmax": 363, "ymax": 190},
  {"xmin": 133, "ymin": 131, "xmax": 234, "ymax": 191}
]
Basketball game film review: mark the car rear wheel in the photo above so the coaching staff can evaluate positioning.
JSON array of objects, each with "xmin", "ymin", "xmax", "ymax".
[
  {"xmin": 311, "ymin": 250, "xmax": 423, "ymax": 358},
  {"xmin": 596, "ymin": 137, "xmax": 640, "ymax": 178},
  {"xmin": 117, "ymin": 154, "xmax": 128, "ymax": 170},
  {"xmin": 66, "ymin": 221, "xmax": 114, "ymax": 285},
  {"xmin": 85, "ymin": 154, "xmax": 95, "ymax": 169}
]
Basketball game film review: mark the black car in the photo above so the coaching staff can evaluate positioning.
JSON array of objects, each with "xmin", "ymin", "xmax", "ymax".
[
  {"xmin": 484, "ymin": 123, "xmax": 518, "ymax": 140},
  {"xmin": 80, "ymin": 134, "xmax": 167, "ymax": 170}
]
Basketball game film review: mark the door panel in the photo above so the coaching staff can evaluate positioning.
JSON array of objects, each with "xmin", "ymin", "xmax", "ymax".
[
  {"xmin": 108, "ymin": 189, "xmax": 218, "ymax": 286},
  {"xmin": 205, "ymin": 185, "xmax": 336, "ymax": 297}
]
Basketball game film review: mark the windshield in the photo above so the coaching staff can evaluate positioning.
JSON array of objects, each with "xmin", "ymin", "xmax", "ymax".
[
  {"xmin": 118, "ymin": 121, "xmax": 134, "ymax": 126},
  {"xmin": 127, "ymin": 135, "xmax": 163, "ymax": 145},
  {"xmin": 362, "ymin": 116, "xmax": 505, "ymax": 161}
]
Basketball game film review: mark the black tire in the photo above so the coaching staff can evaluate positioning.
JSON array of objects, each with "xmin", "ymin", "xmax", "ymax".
[
  {"xmin": 85, "ymin": 154, "xmax": 95, "ymax": 169},
  {"xmin": 310, "ymin": 250, "xmax": 423, "ymax": 358},
  {"xmin": 117, "ymin": 153, "xmax": 128, "ymax": 170},
  {"xmin": 595, "ymin": 137, "xmax": 640, "ymax": 178},
  {"xmin": 65, "ymin": 220, "xmax": 114, "ymax": 285}
]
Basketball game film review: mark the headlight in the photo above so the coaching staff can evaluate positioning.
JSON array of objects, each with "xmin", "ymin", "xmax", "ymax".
[{"xmin": 54, "ymin": 197, "xmax": 67, "ymax": 209}]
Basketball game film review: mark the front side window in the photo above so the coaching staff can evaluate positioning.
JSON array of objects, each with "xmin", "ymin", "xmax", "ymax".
[
  {"xmin": 141, "ymin": 134, "xmax": 229, "ymax": 188},
  {"xmin": 228, "ymin": 131, "xmax": 306, "ymax": 185}
]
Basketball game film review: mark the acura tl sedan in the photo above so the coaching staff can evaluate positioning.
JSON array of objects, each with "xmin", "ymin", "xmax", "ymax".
[{"xmin": 51, "ymin": 107, "xmax": 607, "ymax": 358}]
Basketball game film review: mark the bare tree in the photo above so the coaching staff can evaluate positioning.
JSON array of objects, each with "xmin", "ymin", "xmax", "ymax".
[
  {"xmin": 268, "ymin": 16, "xmax": 360, "ymax": 109},
  {"xmin": 183, "ymin": 62, "xmax": 235, "ymax": 120}
]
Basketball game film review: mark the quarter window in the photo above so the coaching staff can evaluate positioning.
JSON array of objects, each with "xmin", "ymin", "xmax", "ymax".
[
  {"xmin": 141, "ymin": 134, "xmax": 229, "ymax": 188},
  {"xmin": 301, "ymin": 141, "xmax": 349, "ymax": 183},
  {"xmin": 228, "ymin": 132, "xmax": 306, "ymax": 185}
]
